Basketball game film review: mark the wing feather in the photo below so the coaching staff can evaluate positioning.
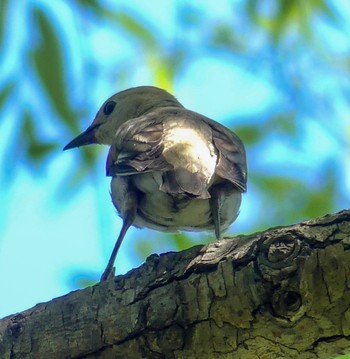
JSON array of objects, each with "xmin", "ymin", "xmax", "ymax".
[
  {"xmin": 106, "ymin": 115, "xmax": 172, "ymax": 177},
  {"xmin": 106, "ymin": 108, "xmax": 247, "ymax": 196},
  {"xmin": 201, "ymin": 116, "xmax": 247, "ymax": 192}
]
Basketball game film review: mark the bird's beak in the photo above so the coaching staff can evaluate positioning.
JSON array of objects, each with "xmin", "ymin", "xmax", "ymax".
[{"xmin": 63, "ymin": 124, "xmax": 100, "ymax": 151}]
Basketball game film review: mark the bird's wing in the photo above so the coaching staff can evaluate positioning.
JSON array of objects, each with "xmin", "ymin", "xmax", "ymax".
[
  {"xmin": 201, "ymin": 115, "xmax": 247, "ymax": 192},
  {"xmin": 106, "ymin": 109, "xmax": 247, "ymax": 194},
  {"xmin": 106, "ymin": 114, "xmax": 171, "ymax": 177}
]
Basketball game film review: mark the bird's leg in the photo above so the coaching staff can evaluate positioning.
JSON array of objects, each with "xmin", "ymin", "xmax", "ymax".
[
  {"xmin": 100, "ymin": 209, "xmax": 136, "ymax": 281},
  {"xmin": 209, "ymin": 185, "xmax": 223, "ymax": 240}
]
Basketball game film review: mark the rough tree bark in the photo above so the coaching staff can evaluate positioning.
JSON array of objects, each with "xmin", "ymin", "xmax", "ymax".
[{"xmin": 0, "ymin": 210, "xmax": 350, "ymax": 359}]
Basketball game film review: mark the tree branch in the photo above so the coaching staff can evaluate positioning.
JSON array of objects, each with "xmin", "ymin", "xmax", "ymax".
[{"xmin": 1, "ymin": 210, "xmax": 350, "ymax": 358}]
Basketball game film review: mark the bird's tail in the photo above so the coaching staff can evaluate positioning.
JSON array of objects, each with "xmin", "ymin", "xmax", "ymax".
[{"xmin": 160, "ymin": 168, "xmax": 210, "ymax": 199}]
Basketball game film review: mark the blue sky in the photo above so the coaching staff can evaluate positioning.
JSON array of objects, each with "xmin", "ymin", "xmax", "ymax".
[{"xmin": 0, "ymin": 0, "xmax": 348, "ymax": 318}]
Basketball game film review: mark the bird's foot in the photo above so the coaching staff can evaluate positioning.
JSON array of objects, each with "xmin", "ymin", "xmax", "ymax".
[{"xmin": 100, "ymin": 266, "xmax": 115, "ymax": 282}]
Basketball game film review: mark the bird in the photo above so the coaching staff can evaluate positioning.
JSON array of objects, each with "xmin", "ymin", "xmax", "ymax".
[{"xmin": 63, "ymin": 86, "xmax": 247, "ymax": 281}]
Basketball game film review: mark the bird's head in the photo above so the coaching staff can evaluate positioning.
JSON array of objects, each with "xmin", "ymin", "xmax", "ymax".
[{"xmin": 63, "ymin": 86, "xmax": 183, "ymax": 150}]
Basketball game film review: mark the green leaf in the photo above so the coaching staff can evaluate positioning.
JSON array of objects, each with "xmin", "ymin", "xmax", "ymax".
[
  {"xmin": 28, "ymin": 142, "xmax": 58, "ymax": 161},
  {"xmin": 31, "ymin": 7, "xmax": 76, "ymax": 130},
  {"xmin": 0, "ymin": 79, "xmax": 15, "ymax": 109},
  {"xmin": 82, "ymin": 5, "xmax": 159, "ymax": 49},
  {"xmin": 146, "ymin": 54, "xmax": 175, "ymax": 91},
  {"xmin": 245, "ymin": 0, "xmax": 339, "ymax": 45},
  {"xmin": 19, "ymin": 110, "xmax": 59, "ymax": 169},
  {"xmin": 264, "ymin": 111, "xmax": 297, "ymax": 136},
  {"xmin": 168, "ymin": 233, "xmax": 194, "ymax": 251},
  {"xmin": 0, "ymin": 0, "xmax": 8, "ymax": 53},
  {"xmin": 115, "ymin": 11, "xmax": 158, "ymax": 49},
  {"xmin": 315, "ymin": 0, "xmax": 339, "ymax": 23},
  {"xmin": 302, "ymin": 168, "xmax": 336, "ymax": 218},
  {"xmin": 246, "ymin": 0, "xmax": 259, "ymax": 24},
  {"xmin": 75, "ymin": 0, "xmax": 108, "ymax": 17},
  {"xmin": 255, "ymin": 176, "xmax": 306, "ymax": 200},
  {"xmin": 211, "ymin": 24, "xmax": 246, "ymax": 53},
  {"xmin": 234, "ymin": 125, "xmax": 263, "ymax": 146}
]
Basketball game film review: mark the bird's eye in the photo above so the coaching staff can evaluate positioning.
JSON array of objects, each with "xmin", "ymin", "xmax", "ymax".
[{"xmin": 103, "ymin": 101, "xmax": 116, "ymax": 115}]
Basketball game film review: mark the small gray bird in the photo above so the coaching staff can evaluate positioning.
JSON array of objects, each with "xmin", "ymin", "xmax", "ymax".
[{"xmin": 64, "ymin": 86, "xmax": 247, "ymax": 281}]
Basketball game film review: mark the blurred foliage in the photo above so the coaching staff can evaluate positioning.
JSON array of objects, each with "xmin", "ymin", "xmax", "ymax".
[
  {"xmin": 0, "ymin": 0, "xmax": 348, "ymax": 267},
  {"xmin": 246, "ymin": 0, "xmax": 338, "ymax": 43}
]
